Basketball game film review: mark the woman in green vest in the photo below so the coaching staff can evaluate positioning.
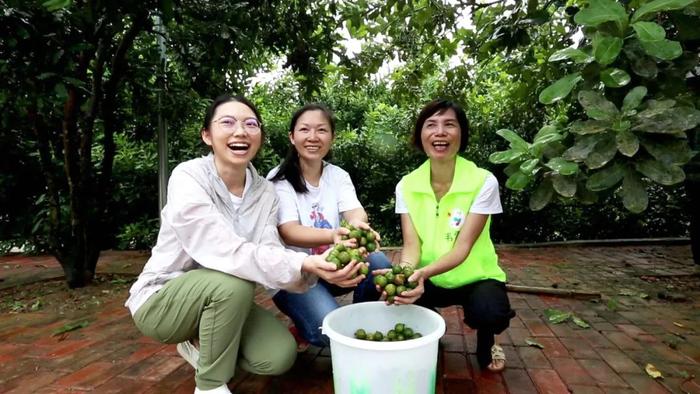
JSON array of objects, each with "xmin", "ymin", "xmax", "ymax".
[{"xmin": 388, "ymin": 99, "xmax": 515, "ymax": 372}]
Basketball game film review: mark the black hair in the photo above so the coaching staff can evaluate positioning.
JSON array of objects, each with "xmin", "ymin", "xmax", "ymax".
[
  {"xmin": 412, "ymin": 99, "xmax": 469, "ymax": 153},
  {"xmin": 202, "ymin": 94, "xmax": 265, "ymax": 136},
  {"xmin": 270, "ymin": 103, "xmax": 336, "ymax": 193}
]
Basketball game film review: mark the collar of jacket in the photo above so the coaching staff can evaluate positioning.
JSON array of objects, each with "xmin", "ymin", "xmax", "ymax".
[{"xmin": 402, "ymin": 156, "xmax": 482, "ymax": 196}]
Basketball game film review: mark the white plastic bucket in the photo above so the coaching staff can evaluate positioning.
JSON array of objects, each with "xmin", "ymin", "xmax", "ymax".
[{"xmin": 321, "ymin": 301, "xmax": 446, "ymax": 394}]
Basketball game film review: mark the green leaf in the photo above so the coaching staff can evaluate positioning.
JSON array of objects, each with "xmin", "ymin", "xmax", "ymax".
[
  {"xmin": 640, "ymin": 137, "xmax": 695, "ymax": 165},
  {"xmin": 552, "ymin": 174, "xmax": 577, "ymax": 197},
  {"xmin": 587, "ymin": 163, "xmax": 625, "ymax": 191},
  {"xmin": 496, "ymin": 129, "xmax": 530, "ymax": 151},
  {"xmin": 637, "ymin": 99, "xmax": 677, "ymax": 118},
  {"xmin": 548, "ymin": 48, "xmax": 593, "ymax": 63},
  {"xmin": 504, "ymin": 161, "xmax": 522, "ymax": 177},
  {"xmin": 489, "ymin": 149, "xmax": 525, "ymax": 164},
  {"xmin": 632, "ymin": 21, "xmax": 667, "ymax": 41},
  {"xmin": 563, "ymin": 134, "xmax": 607, "ymax": 161},
  {"xmin": 520, "ymin": 158, "xmax": 540, "ymax": 174},
  {"xmin": 578, "ymin": 91, "xmax": 620, "ymax": 121},
  {"xmin": 642, "ymin": 39, "xmax": 683, "ymax": 60},
  {"xmin": 623, "ymin": 42, "xmax": 659, "ymax": 78},
  {"xmin": 42, "ymin": 0, "xmax": 71, "ymax": 12},
  {"xmin": 570, "ymin": 119, "xmax": 611, "ymax": 135},
  {"xmin": 631, "ymin": 0, "xmax": 698, "ymax": 23},
  {"xmin": 529, "ymin": 178, "xmax": 554, "ymax": 211},
  {"xmin": 574, "ymin": 0, "xmax": 628, "ymax": 27},
  {"xmin": 616, "ymin": 130, "xmax": 640, "ymax": 157},
  {"xmin": 52, "ymin": 320, "xmax": 89, "ymax": 336},
  {"xmin": 600, "ymin": 68, "xmax": 631, "ymax": 88},
  {"xmin": 546, "ymin": 157, "xmax": 579, "ymax": 175},
  {"xmin": 632, "ymin": 22, "xmax": 684, "ymax": 60},
  {"xmin": 593, "ymin": 33, "xmax": 624, "ymax": 65},
  {"xmin": 526, "ymin": 338, "xmax": 545, "ymax": 349},
  {"xmin": 577, "ymin": 181, "xmax": 600, "ymax": 204},
  {"xmin": 544, "ymin": 308, "xmax": 572, "ymax": 324},
  {"xmin": 539, "ymin": 73, "xmax": 582, "ymax": 105},
  {"xmin": 635, "ymin": 159, "xmax": 686, "ymax": 185},
  {"xmin": 622, "ymin": 86, "xmax": 648, "ymax": 112},
  {"xmin": 572, "ymin": 315, "xmax": 591, "ymax": 329},
  {"xmin": 534, "ymin": 125, "xmax": 559, "ymax": 141},
  {"xmin": 506, "ymin": 171, "xmax": 531, "ymax": 190},
  {"xmin": 633, "ymin": 106, "xmax": 700, "ymax": 134},
  {"xmin": 621, "ymin": 169, "xmax": 648, "ymax": 213},
  {"xmin": 584, "ymin": 133, "xmax": 618, "ymax": 169}
]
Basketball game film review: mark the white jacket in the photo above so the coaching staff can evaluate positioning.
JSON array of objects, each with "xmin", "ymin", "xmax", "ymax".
[{"xmin": 125, "ymin": 154, "xmax": 314, "ymax": 315}]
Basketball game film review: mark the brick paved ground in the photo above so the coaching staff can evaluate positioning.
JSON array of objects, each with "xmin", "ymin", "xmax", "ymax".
[{"xmin": 0, "ymin": 244, "xmax": 699, "ymax": 393}]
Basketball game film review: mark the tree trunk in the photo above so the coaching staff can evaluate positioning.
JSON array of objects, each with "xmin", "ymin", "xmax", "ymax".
[{"xmin": 57, "ymin": 243, "xmax": 100, "ymax": 288}]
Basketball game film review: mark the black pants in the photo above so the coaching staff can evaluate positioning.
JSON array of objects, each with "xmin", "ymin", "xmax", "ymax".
[{"xmin": 416, "ymin": 279, "xmax": 515, "ymax": 368}]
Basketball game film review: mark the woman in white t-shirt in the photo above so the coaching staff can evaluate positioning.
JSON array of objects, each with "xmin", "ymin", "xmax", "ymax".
[{"xmin": 268, "ymin": 103, "xmax": 392, "ymax": 349}]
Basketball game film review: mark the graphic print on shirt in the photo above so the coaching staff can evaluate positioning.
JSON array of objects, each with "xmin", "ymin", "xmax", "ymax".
[
  {"xmin": 310, "ymin": 202, "xmax": 333, "ymax": 255},
  {"xmin": 445, "ymin": 208, "xmax": 466, "ymax": 244}
]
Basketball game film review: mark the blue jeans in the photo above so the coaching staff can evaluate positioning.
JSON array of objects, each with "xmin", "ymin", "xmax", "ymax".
[{"xmin": 272, "ymin": 251, "xmax": 392, "ymax": 347}]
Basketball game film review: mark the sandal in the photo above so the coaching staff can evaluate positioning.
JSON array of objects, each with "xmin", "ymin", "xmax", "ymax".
[
  {"xmin": 289, "ymin": 325, "xmax": 311, "ymax": 353},
  {"xmin": 487, "ymin": 344, "xmax": 506, "ymax": 373}
]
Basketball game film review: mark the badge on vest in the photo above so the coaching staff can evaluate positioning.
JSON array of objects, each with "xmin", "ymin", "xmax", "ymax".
[{"xmin": 448, "ymin": 208, "xmax": 465, "ymax": 230}]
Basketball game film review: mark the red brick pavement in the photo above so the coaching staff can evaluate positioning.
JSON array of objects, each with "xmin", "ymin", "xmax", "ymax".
[{"xmin": 0, "ymin": 244, "xmax": 698, "ymax": 393}]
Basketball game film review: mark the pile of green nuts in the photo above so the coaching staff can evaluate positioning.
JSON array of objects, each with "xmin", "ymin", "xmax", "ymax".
[
  {"xmin": 373, "ymin": 265, "xmax": 418, "ymax": 304},
  {"xmin": 354, "ymin": 323, "xmax": 422, "ymax": 341},
  {"xmin": 326, "ymin": 225, "xmax": 378, "ymax": 276}
]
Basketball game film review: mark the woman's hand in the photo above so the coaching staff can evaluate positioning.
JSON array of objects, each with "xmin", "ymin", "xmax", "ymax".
[
  {"xmin": 331, "ymin": 227, "xmax": 357, "ymax": 248},
  {"xmin": 371, "ymin": 267, "xmax": 426, "ymax": 305},
  {"xmin": 302, "ymin": 253, "xmax": 365, "ymax": 288},
  {"xmin": 392, "ymin": 269, "xmax": 426, "ymax": 305},
  {"xmin": 348, "ymin": 220, "xmax": 382, "ymax": 250}
]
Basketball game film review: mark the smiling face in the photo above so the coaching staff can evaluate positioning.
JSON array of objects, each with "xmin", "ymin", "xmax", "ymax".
[
  {"xmin": 290, "ymin": 109, "xmax": 334, "ymax": 163},
  {"xmin": 420, "ymin": 108, "xmax": 462, "ymax": 161},
  {"xmin": 201, "ymin": 100, "xmax": 262, "ymax": 170}
]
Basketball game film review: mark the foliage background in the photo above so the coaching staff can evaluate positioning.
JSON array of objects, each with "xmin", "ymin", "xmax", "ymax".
[{"xmin": 0, "ymin": 0, "xmax": 695, "ymax": 258}]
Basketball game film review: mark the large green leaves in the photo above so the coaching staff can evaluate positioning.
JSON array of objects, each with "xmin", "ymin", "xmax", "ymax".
[
  {"xmin": 635, "ymin": 159, "xmax": 686, "ymax": 185},
  {"xmin": 545, "ymin": 157, "xmax": 579, "ymax": 175},
  {"xmin": 496, "ymin": 129, "xmax": 530, "ymax": 151},
  {"xmin": 578, "ymin": 91, "xmax": 619, "ymax": 121},
  {"xmin": 539, "ymin": 73, "xmax": 582, "ymax": 104},
  {"xmin": 593, "ymin": 33, "xmax": 624, "ymax": 65},
  {"xmin": 548, "ymin": 48, "xmax": 593, "ymax": 64},
  {"xmin": 631, "ymin": 0, "xmax": 698, "ymax": 23},
  {"xmin": 632, "ymin": 22, "xmax": 683, "ymax": 60},
  {"xmin": 574, "ymin": 0, "xmax": 628, "ymax": 28},
  {"xmin": 616, "ymin": 130, "xmax": 640, "ymax": 157},
  {"xmin": 552, "ymin": 174, "xmax": 577, "ymax": 197},
  {"xmin": 529, "ymin": 178, "xmax": 554, "ymax": 211},
  {"xmin": 641, "ymin": 137, "xmax": 695, "ymax": 165},
  {"xmin": 584, "ymin": 133, "xmax": 617, "ymax": 169},
  {"xmin": 586, "ymin": 163, "xmax": 625, "ymax": 191},
  {"xmin": 570, "ymin": 119, "xmax": 610, "ymax": 135},
  {"xmin": 621, "ymin": 169, "xmax": 648, "ymax": 213},
  {"xmin": 622, "ymin": 86, "xmax": 647, "ymax": 112},
  {"xmin": 600, "ymin": 68, "xmax": 630, "ymax": 88},
  {"xmin": 489, "ymin": 150, "xmax": 525, "ymax": 164},
  {"xmin": 506, "ymin": 170, "xmax": 531, "ymax": 191}
]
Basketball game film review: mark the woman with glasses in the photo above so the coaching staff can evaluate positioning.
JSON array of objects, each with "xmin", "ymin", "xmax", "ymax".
[
  {"xmin": 382, "ymin": 99, "xmax": 515, "ymax": 373},
  {"xmin": 267, "ymin": 103, "xmax": 392, "ymax": 350},
  {"xmin": 125, "ymin": 95, "xmax": 361, "ymax": 394}
]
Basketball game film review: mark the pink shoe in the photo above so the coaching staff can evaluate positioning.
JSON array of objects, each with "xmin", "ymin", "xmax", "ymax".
[{"xmin": 289, "ymin": 325, "xmax": 311, "ymax": 352}]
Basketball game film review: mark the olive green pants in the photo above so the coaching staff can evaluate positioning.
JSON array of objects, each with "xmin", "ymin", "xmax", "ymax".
[{"xmin": 132, "ymin": 269, "xmax": 297, "ymax": 390}]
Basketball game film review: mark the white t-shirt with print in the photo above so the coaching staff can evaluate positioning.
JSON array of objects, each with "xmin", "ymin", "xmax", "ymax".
[
  {"xmin": 395, "ymin": 173, "xmax": 503, "ymax": 214},
  {"xmin": 267, "ymin": 162, "xmax": 362, "ymax": 254}
]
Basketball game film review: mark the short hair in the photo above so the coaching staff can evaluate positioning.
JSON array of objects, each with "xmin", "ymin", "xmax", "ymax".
[{"xmin": 412, "ymin": 99, "xmax": 469, "ymax": 153}]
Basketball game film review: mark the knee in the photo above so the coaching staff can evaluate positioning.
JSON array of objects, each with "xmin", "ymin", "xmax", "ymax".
[
  {"xmin": 464, "ymin": 303, "xmax": 514, "ymax": 333},
  {"xmin": 249, "ymin": 335, "xmax": 297, "ymax": 375},
  {"xmin": 201, "ymin": 270, "xmax": 255, "ymax": 301},
  {"xmin": 367, "ymin": 252, "xmax": 392, "ymax": 270}
]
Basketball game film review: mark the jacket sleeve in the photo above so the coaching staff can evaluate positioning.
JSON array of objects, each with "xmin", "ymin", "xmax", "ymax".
[{"xmin": 163, "ymin": 167, "xmax": 311, "ymax": 291}]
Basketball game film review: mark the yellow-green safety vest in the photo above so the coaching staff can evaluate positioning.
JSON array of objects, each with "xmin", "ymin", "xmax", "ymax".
[{"xmin": 401, "ymin": 156, "xmax": 506, "ymax": 288}]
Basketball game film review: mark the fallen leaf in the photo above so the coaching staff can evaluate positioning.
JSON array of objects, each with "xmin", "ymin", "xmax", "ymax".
[
  {"xmin": 572, "ymin": 315, "xmax": 591, "ymax": 329},
  {"xmin": 606, "ymin": 298, "xmax": 619, "ymax": 311},
  {"xmin": 639, "ymin": 293, "xmax": 650, "ymax": 300},
  {"xmin": 673, "ymin": 322, "xmax": 685, "ymax": 328},
  {"xmin": 525, "ymin": 338, "xmax": 544, "ymax": 349},
  {"xmin": 52, "ymin": 320, "xmax": 89, "ymax": 336},
  {"xmin": 543, "ymin": 308, "xmax": 572, "ymax": 324},
  {"xmin": 34, "ymin": 264, "xmax": 49, "ymax": 268},
  {"xmin": 618, "ymin": 289, "xmax": 636, "ymax": 296},
  {"xmin": 645, "ymin": 363, "xmax": 663, "ymax": 379}
]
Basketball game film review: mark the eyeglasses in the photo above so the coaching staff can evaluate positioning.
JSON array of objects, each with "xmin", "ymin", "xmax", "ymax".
[{"xmin": 213, "ymin": 116, "xmax": 261, "ymax": 134}]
